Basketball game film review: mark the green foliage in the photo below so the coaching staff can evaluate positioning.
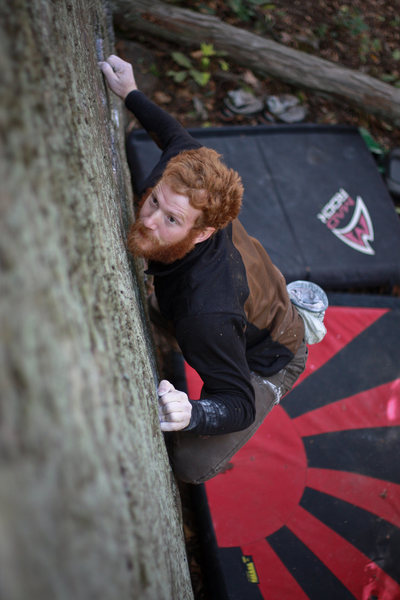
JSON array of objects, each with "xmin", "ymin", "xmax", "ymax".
[
  {"xmin": 359, "ymin": 127, "xmax": 386, "ymax": 156},
  {"xmin": 200, "ymin": 43, "xmax": 216, "ymax": 57},
  {"xmin": 171, "ymin": 51, "xmax": 192, "ymax": 69},
  {"xmin": 149, "ymin": 63, "xmax": 160, "ymax": 77},
  {"xmin": 227, "ymin": 0, "xmax": 267, "ymax": 22},
  {"xmin": 191, "ymin": 70, "xmax": 211, "ymax": 86},
  {"xmin": 167, "ymin": 70, "xmax": 188, "ymax": 83},
  {"xmin": 359, "ymin": 34, "xmax": 381, "ymax": 63},
  {"xmin": 314, "ymin": 23, "xmax": 328, "ymax": 39},
  {"xmin": 359, "ymin": 127, "xmax": 387, "ymax": 174},
  {"xmin": 334, "ymin": 7, "xmax": 385, "ymax": 64},
  {"xmin": 380, "ymin": 73, "xmax": 400, "ymax": 88},
  {"xmin": 335, "ymin": 6, "xmax": 369, "ymax": 36},
  {"xmin": 167, "ymin": 43, "xmax": 228, "ymax": 88}
]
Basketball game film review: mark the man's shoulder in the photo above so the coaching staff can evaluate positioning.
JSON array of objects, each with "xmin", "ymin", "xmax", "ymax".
[{"xmin": 177, "ymin": 229, "xmax": 249, "ymax": 319}]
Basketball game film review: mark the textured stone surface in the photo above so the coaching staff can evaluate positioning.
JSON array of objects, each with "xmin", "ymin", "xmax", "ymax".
[{"xmin": 0, "ymin": 2, "xmax": 193, "ymax": 599}]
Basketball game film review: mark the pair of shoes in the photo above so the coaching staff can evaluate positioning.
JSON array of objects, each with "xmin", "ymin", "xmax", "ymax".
[
  {"xmin": 221, "ymin": 90, "xmax": 307, "ymax": 123},
  {"xmin": 223, "ymin": 89, "xmax": 264, "ymax": 116},
  {"xmin": 266, "ymin": 94, "xmax": 308, "ymax": 123}
]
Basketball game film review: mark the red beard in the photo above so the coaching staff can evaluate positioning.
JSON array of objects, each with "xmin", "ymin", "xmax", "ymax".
[{"xmin": 127, "ymin": 220, "xmax": 199, "ymax": 264}]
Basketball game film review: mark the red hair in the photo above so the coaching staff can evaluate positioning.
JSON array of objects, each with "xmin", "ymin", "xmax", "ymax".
[{"xmin": 161, "ymin": 147, "xmax": 243, "ymax": 230}]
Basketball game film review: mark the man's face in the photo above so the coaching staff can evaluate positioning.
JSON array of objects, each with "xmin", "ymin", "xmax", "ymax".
[{"xmin": 128, "ymin": 180, "xmax": 211, "ymax": 263}]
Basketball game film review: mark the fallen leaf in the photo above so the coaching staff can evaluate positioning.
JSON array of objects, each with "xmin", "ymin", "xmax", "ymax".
[
  {"xmin": 242, "ymin": 69, "xmax": 261, "ymax": 89},
  {"xmin": 154, "ymin": 91, "xmax": 172, "ymax": 104}
]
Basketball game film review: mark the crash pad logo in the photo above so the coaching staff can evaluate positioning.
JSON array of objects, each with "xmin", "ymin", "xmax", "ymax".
[
  {"xmin": 317, "ymin": 188, "xmax": 375, "ymax": 255},
  {"xmin": 241, "ymin": 555, "xmax": 259, "ymax": 584}
]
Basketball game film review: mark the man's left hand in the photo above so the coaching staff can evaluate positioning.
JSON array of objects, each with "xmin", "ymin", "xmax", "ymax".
[
  {"xmin": 158, "ymin": 380, "xmax": 192, "ymax": 431},
  {"xmin": 98, "ymin": 55, "xmax": 137, "ymax": 100}
]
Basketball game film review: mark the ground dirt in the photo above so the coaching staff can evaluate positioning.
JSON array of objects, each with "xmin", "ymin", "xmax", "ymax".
[{"xmin": 117, "ymin": 0, "xmax": 400, "ymax": 149}]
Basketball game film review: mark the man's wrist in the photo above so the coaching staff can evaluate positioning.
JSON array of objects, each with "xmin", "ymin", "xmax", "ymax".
[{"xmin": 124, "ymin": 87, "xmax": 138, "ymax": 101}]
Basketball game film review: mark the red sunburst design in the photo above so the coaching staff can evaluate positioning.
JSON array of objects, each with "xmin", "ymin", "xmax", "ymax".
[{"xmin": 184, "ymin": 305, "xmax": 400, "ymax": 599}]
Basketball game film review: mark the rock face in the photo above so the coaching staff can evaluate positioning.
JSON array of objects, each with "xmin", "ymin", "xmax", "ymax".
[{"xmin": 0, "ymin": 2, "xmax": 193, "ymax": 599}]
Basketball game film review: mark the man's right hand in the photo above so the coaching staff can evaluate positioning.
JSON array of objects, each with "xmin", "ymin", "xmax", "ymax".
[
  {"xmin": 158, "ymin": 380, "xmax": 192, "ymax": 432},
  {"xmin": 99, "ymin": 55, "xmax": 137, "ymax": 100}
]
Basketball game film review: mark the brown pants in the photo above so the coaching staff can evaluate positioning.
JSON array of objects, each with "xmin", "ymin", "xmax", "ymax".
[{"xmin": 167, "ymin": 340, "xmax": 308, "ymax": 484}]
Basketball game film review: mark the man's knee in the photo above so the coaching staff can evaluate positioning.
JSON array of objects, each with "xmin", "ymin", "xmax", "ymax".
[{"xmin": 167, "ymin": 375, "xmax": 278, "ymax": 484}]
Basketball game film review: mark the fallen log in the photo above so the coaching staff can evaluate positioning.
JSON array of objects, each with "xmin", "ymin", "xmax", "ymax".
[{"xmin": 112, "ymin": 0, "xmax": 400, "ymax": 125}]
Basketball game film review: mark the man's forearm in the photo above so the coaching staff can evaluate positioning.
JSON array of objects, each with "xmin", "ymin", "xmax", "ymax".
[
  {"xmin": 184, "ymin": 394, "xmax": 255, "ymax": 435},
  {"xmin": 125, "ymin": 90, "xmax": 200, "ymax": 153}
]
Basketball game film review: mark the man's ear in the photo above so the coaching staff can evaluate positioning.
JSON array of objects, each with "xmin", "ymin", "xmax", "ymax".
[{"xmin": 193, "ymin": 227, "xmax": 216, "ymax": 244}]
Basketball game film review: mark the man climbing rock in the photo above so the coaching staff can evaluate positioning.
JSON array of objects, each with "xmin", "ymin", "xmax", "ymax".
[{"xmin": 99, "ymin": 55, "xmax": 308, "ymax": 483}]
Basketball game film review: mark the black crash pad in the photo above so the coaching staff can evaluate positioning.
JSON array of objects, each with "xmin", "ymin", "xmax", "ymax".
[{"xmin": 127, "ymin": 124, "xmax": 400, "ymax": 289}]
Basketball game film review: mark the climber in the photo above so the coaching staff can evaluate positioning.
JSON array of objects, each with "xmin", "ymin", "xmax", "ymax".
[{"xmin": 99, "ymin": 55, "xmax": 309, "ymax": 483}]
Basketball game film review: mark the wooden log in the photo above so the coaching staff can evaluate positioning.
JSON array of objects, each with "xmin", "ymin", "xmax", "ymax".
[{"xmin": 112, "ymin": 0, "xmax": 400, "ymax": 125}]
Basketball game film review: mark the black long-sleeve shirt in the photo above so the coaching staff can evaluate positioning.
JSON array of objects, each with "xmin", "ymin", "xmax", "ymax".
[{"xmin": 125, "ymin": 90, "xmax": 304, "ymax": 435}]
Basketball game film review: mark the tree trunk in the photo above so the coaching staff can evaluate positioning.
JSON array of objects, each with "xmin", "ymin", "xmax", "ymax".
[
  {"xmin": 0, "ymin": 2, "xmax": 193, "ymax": 599},
  {"xmin": 112, "ymin": 0, "xmax": 400, "ymax": 125}
]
